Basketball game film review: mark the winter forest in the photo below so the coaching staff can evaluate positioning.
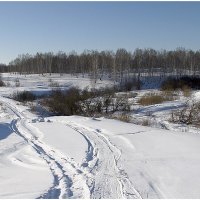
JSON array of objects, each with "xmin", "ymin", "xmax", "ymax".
[{"xmin": 1, "ymin": 48, "xmax": 200, "ymax": 83}]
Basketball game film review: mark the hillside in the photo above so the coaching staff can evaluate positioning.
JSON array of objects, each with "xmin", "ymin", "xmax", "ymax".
[{"xmin": 0, "ymin": 73, "xmax": 200, "ymax": 198}]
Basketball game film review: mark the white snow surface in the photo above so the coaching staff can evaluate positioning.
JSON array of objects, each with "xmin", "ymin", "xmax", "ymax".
[
  {"xmin": 0, "ymin": 73, "xmax": 113, "ymax": 97},
  {"xmin": 0, "ymin": 73, "xmax": 200, "ymax": 198},
  {"xmin": 50, "ymin": 116, "xmax": 200, "ymax": 198},
  {"xmin": 0, "ymin": 119, "xmax": 52, "ymax": 198},
  {"xmin": 31, "ymin": 121, "xmax": 88, "ymax": 164}
]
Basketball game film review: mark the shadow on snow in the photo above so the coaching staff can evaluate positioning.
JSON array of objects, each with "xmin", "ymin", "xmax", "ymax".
[{"xmin": 0, "ymin": 123, "xmax": 13, "ymax": 140}]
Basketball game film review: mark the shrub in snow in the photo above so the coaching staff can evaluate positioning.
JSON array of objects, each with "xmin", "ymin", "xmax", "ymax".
[
  {"xmin": 119, "ymin": 78, "xmax": 142, "ymax": 91},
  {"xmin": 170, "ymin": 100, "xmax": 200, "ymax": 126},
  {"xmin": 0, "ymin": 74, "xmax": 5, "ymax": 87},
  {"xmin": 0, "ymin": 80, "xmax": 5, "ymax": 87},
  {"xmin": 12, "ymin": 91, "xmax": 36, "ymax": 102},
  {"xmin": 141, "ymin": 119, "xmax": 150, "ymax": 126},
  {"xmin": 43, "ymin": 86, "xmax": 131, "ymax": 117},
  {"xmin": 112, "ymin": 112, "xmax": 132, "ymax": 123},
  {"xmin": 15, "ymin": 78, "xmax": 20, "ymax": 87},
  {"xmin": 161, "ymin": 76, "xmax": 200, "ymax": 91},
  {"xmin": 182, "ymin": 85, "xmax": 192, "ymax": 97},
  {"xmin": 138, "ymin": 92, "xmax": 174, "ymax": 106}
]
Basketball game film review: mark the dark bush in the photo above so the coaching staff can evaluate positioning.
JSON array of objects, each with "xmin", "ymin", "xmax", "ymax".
[
  {"xmin": 0, "ymin": 74, "xmax": 5, "ymax": 87},
  {"xmin": 12, "ymin": 91, "xmax": 36, "ymax": 102},
  {"xmin": 119, "ymin": 78, "xmax": 142, "ymax": 91},
  {"xmin": 0, "ymin": 80, "xmax": 5, "ymax": 87},
  {"xmin": 43, "ymin": 86, "xmax": 131, "ymax": 116},
  {"xmin": 161, "ymin": 76, "xmax": 200, "ymax": 90},
  {"xmin": 45, "ymin": 87, "xmax": 81, "ymax": 115}
]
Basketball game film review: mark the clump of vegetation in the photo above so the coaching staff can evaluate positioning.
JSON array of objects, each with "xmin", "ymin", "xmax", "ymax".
[
  {"xmin": 119, "ymin": 78, "xmax": 142, "ymax": 91},
  {"xmin": 138, "ymin": 92, "xmax": 173, "ymax": 106},
  {"xmin": 141, "ymin": 119, "xmax": 150, "ymax": 126},
  {"xmin": 12, "ymin": 91, "xmax": 36, "ymax": 102},
  {"xmin": 182, "ymin": 85, "xmax": 192, "ymax": 97},
  {"xmin": 161, "ymin": 76, "xmax": 200, "ymax": 91},
  {"xmin": 29, "ymin": 103, "xmax": 37, "ymax": 113},
  {"xmin": 43, "ymin": 86, "xmax": 131, "ymax": 116},
  {"xmin": 15, "ymin": 78, "xmax": 20, "ymax": 87},
  {"xmin": 0, "ymin": 74, "xmax": 5, "ymax": 87},
  {"xmin": 112, "ymin": 113, "xmax": 132, "ymax": 123},
  {"xmin": 44, "ymin": 87, "xmax": 81, "ymax": 116},
  {"xmin": 170, "ymin": 100, "xmax": 200, "ymax": 126},
  {"xmin": 49, "ymin": 80, "xmax": 60, "ymax": 88},
  {"xmin": 0, "ymin": 80, "xmax": 5, "ymax": 87}
]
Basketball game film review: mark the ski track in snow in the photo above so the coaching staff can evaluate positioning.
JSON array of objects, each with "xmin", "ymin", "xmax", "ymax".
[
  {"xmin": 0, "ymin": 98, "xmax": 91, "ymax": 199},
  {"xmin": 65, "ymin": 121, "xmax": 142, "ymax": 199},
  {"xmin": 0, "ymin": 96, "xmax": 142, "ymax": 199}
]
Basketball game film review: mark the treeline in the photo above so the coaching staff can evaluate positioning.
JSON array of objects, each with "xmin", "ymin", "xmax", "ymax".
[
  {"xmin": 7, "ymin": 48, "xmax": 200, "ymax": 82},
  {"xmin": 0, "ymin": 64, "xmax": 8, "ymax": 73}
]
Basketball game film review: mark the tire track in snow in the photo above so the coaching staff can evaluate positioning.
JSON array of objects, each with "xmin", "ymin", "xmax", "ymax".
[
  {"xmin": 1, "ymin": 96, "xmax": 141, "ymax": 199},
  {"xmin": 1, "ymin": 98, "xmax": 91, "ymax": 199},
  {"xmin": 65, "ymin": 121, "xmax": 142, "ymax": 199},
  {"xmin": 10, "ymin": 119, "xmax": 75, "ymax": 199}
]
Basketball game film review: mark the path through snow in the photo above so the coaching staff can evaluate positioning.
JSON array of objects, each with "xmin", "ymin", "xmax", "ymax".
[{"xmin": 0, "ymin": 96, "xmax": 141, "ymax": 199}]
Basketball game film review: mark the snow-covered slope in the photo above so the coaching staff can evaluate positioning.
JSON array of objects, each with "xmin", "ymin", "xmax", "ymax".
[
  {"xmin": 48, "ymin": 116, "xmax": 200, "ymax": 198},
  {"xmin": 0, "ymin": 73, "xmax": 200, "ymax": 198}
]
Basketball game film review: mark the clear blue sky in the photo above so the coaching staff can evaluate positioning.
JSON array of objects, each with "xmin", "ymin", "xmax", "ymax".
[{"xmin": 0, "ymin": 1, "xmax": 200, "ymax": 64}]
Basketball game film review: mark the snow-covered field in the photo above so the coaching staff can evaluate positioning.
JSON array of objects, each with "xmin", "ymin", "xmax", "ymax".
[
  {"xmin": 0, "ymin": 73, "xmax": 114, "ymax": 97},
  {"xmin": 0, "ymin": 73, "xmax": 200, "ymax": 198}
]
